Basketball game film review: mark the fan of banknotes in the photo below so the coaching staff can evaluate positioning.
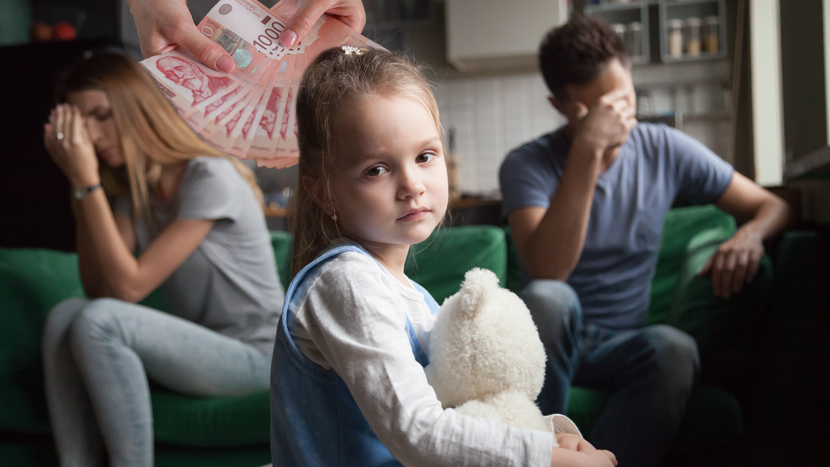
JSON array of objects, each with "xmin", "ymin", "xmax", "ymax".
[{"xmin": 141, "ymin": 0, "xmax": 384, "ymax": 169}]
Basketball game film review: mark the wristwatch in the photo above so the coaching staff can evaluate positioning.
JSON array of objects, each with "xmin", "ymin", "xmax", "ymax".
[{"xmin": 74, "ymin": 182, "xmax": 102, "ymax": 200}]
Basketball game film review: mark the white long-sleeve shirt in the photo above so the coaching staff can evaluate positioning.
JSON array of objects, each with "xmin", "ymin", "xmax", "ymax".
[{"xmin": 287, "ymin": 248, "xmax": 558, "ymax": 467}]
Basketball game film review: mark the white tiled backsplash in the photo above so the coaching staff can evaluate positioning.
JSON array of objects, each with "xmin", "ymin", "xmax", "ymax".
[{"xmin": 434, "ymin": 73, "xmax": 567, "ymax": 196}]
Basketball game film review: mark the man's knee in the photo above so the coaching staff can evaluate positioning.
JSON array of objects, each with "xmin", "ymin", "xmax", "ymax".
[
  {"xmin": 639, "ymin": 325, "xmax": 700, "ymax": 390},
  {"xmin": 520, "ymin": 280, "xmax": 582, "ymax": 342},
  {"xmin": 69, "ymin": 298, "xmax": 127, "ymax": 347}
]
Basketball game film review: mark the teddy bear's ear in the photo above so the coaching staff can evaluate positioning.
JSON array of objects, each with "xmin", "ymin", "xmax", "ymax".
[{"xmin": 460, "ymin": 268, "xmax": 500, "ymax": 317}]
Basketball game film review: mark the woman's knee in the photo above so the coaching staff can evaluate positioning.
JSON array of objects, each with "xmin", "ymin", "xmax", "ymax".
[{"xmin": 69, "ymin": 298, "xmax": 128, "ymax": 348}]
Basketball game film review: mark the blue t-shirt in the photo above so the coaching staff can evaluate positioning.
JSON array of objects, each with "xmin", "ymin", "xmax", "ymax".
[{"xmin": 499, "ymin": 123, "xmax": 734, "ymax": 330}]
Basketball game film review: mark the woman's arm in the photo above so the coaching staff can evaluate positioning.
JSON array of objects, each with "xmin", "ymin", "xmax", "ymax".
[
  {"xmin": 75, "ymin": 188, "xmax": 213, "ymax": 303},
  {"xmin": 46, "ymin": 104, "xmax": 213, "ymax": 303}
]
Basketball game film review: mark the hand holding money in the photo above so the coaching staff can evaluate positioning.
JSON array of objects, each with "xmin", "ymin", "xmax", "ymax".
[
  {"xmin": 277, "ymin": 0, "xmax": 367, "ymax": 48},
  {"xmin": 127, "ymin": 0, "xmax": 366, "ymax": 73},
  {"xmin": 140, "ymin": 0, "xmax": 383, "ymax": 169}
]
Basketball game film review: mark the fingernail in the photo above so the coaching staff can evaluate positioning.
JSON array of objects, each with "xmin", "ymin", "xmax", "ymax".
[
  {"xmin": 279, "ymin": 29, "xmax": 298, "ymax": 48},
  {"xmin": 217, "ymin": 55, "xmax": 235, "ymax": 73}
]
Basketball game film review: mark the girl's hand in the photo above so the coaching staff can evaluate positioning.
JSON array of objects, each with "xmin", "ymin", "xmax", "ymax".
[
  {"xmin": 556, "ymin": 433, "xmax": 597, "ymax": 452},
  {"xmin": 551, "ymin": 435, "xmax": 617, "ymax": 467},
  {"xmin": 44, "ymin": 104, "xmax": 100, "ymax": 187},
  {"xmin": 584, "ymin": 450, "xmax": 618, "ymax": 467}
]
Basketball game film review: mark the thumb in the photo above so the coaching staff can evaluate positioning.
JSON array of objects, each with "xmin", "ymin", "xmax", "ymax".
[
  {"xmin": 280, "ymin": 0, "xmax": 330, "ymax": 48},
  {"xmin": 175, "ymin": 24, "xmax": 236, "ymax": 73}
]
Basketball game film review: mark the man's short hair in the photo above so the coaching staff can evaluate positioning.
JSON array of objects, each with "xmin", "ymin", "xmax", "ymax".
[{"xmin": 539, "ymin": 15, "xmax": 628, "ymax": 100}]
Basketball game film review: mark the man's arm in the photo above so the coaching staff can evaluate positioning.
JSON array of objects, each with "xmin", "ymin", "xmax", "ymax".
[
  {"xmin": 508, "ymin": 89, "xmax": 637, "ymax": 281},
  {"xmin": 701, "ymin": 172, "xmax": 793, "ymax": 298},
  {"xmin": 508, "ymin": 138, "xmax": 602, "ymax": 280}
]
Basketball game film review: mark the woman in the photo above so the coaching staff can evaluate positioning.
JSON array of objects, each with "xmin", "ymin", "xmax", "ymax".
[{"xmin": 41, "ymin": 53, "xmax": 283, "ymax": 467}]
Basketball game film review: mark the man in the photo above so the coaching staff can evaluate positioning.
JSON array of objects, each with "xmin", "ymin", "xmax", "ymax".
[{"xmin": 499, "ymin": 16, "xmax": 791, "ymax": 467}]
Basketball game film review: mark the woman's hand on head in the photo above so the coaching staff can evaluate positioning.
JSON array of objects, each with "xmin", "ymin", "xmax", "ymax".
[
  {"xmin": 125, "ymin": 0, "xmax": 366, "ymax": 72},
  {"xmin": 44, "ymin": 104, "xmax": 100, "ymax": 187}
]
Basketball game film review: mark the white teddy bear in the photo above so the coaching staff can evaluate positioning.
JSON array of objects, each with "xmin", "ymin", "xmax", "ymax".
[{"xmin": 425, "ymin": 268, "xmax": 580, "ymax": 440}]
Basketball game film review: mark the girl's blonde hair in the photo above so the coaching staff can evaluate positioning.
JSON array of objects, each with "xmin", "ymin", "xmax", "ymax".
[
  {"xmin": 292, "ymin": 47, "xmax": 442, "ymax": 276},
  {"xmin": 59, "ymin": 53, "xmax": 263, "ymax": 230}
]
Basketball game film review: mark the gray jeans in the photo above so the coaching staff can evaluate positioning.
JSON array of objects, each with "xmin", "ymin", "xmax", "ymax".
[{"xmin": 43, "ymin": 298, "xmax": 272, "ymax": 467}]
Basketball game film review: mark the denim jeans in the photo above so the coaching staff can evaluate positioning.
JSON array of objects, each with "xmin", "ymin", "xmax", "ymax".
[
  {"xmin": 520, "ymin": 280, "xmax": 700, "ymax": 467},
  {"xmin": 42, "ymin": 298, "xmax": 272, "ymax": 467}
]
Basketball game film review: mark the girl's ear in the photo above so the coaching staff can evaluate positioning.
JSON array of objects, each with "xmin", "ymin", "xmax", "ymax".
[{"xmin": 302, "ymin": 174, "xmax": 332, "ymax": 216}]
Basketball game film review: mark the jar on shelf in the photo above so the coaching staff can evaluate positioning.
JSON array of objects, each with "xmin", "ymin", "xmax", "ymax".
[
  {"xmin": 685, "ymin": 17, "xmax": 702, "ymax": 56},
  {"xmin": 611, "ymin": 23, "xmax": 627, "ymax": 47},
  {"xmin": 626, "ymin": 22, "xmax": 643, "ymax": 60},
  {"xmin": 704, "ymin": 16, "xmax": 720, "ymax": 53},
  {"xmin": 668, "ymin": 19, "xmax": 684, "ymax": 59}
]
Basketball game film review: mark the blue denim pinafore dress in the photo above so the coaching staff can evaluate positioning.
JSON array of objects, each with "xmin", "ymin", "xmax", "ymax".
[{"xmin": 269, "ymin": 244, "xmax": 439, "ymax": 466}]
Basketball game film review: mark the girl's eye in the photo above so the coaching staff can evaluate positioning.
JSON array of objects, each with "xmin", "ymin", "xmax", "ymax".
[
  {"xmin": 366, "ymin": 166, "xmax": 389, "ymax": 177},
  {"xmin": 95, "ymin": 112, "xmax": 112, "ymax": 122},
  {"xmin": 417, "ymin": 152, "xmax": 435, "ymax": 164}
]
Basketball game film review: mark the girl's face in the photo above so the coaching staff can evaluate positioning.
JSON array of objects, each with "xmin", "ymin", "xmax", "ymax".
[
  {"xmin": 324, "ymin": 93, "xmax": 448, "ymax": 249},
  {"xmin": 67, "ymin": 89, "xmax": 125, "ymax": 168}
]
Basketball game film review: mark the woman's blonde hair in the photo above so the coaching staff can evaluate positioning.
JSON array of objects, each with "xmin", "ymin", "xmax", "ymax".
[
  {"xmin": 292, "ymin": 47, "xmax": 442, "ymax": 276},
  {"xmin": 59, "ymin": 53, "xmax": 263, "ymax": 229}
]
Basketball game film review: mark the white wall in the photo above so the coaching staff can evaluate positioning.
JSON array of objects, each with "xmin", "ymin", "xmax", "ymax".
[
  {"xmin": 434, "ymin": 73, "xmax": 565, "ymax": 196},
  {"xmin": 750, "ymin": 0, "xmax": 785, "ymax": 186}
]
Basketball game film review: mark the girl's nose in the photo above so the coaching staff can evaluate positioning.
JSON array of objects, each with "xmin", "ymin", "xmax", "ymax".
[{"xmin": 397, "ymin": 170, "xmax": 426, "ymax": 200}]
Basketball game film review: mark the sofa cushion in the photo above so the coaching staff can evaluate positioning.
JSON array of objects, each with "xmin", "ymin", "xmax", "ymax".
[
  {"xmin": 0, "ymin": 248, "xmax": 85, "ymax": 433},
  {"xmin": 151, "ymin": 387, "xmax": 270, "ymax": 446},
  {"xmin": 664, "ymin": 226, "xmax": 773, "ymax": 351},
  {"xmin": 405, "ymin": 226, "xmax": 508, "ymax": 303},
  {"xmin": 647, "ymin": 205, "xmax": 737, "ymax": 325}
]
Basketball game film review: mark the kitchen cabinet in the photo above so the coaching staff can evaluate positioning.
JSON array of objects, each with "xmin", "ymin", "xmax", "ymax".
[{"xmin": 445, "ymin": 0, "xmax": 568, "ymax": 72}]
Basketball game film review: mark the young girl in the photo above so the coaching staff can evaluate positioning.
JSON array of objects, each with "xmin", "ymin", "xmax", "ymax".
[
  {"xmin": 42, "ymin": 53, "xmax": 283, "ymax": 466},
  {"xmin": 270, "ymin": 47, "xmax": 618, "ymax": 467}
]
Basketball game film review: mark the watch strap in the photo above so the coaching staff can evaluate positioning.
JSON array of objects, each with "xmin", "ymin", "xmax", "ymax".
[{"xmin": 74, "ymin": 182, "xmax": 102, "ymax": 200}]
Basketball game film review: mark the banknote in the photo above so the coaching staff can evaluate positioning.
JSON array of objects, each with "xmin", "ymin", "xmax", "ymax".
[{"xmin": 140, "ymin": 0, "xmax": 381, "ymax": 168}]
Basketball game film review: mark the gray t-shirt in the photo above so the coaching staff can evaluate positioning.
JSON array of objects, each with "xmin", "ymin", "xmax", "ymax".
[
  {"xmin": 499, "ymin": 123, "xmax": 734, "ymax": 330},
  {"xmin": 115, "ymin": 156, "xmax": 283, "ymax": 354}
]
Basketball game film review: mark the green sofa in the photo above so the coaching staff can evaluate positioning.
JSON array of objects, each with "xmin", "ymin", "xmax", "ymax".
[{"xmin": 0, "ymin": 205, "xmax": 772, "ymax": 465}]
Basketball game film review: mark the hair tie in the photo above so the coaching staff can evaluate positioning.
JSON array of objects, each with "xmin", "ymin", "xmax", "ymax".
[{"xmin": 340, "ymin": 45, "xmax": 364, "ymax": 55}]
